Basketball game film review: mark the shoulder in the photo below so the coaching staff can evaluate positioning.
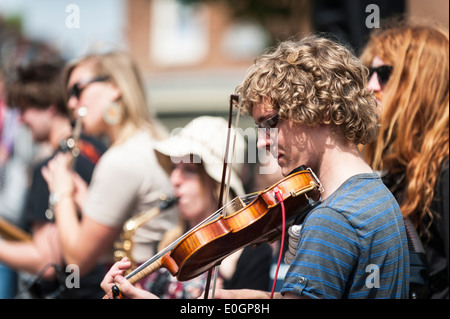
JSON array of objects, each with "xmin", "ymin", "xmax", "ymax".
[
  {"xmin": 303, "ymin": 172, "xmax": 403, "ymax": 243},
  {"xmin": 97, "ymin": 131, "xmax": 156, "ymax": 171},
  {"xmin": 305, "ymin": 206, "xmax": 355, "ymax": 229},
  {"xmin": 323, "ymin": 173, "xmax": 400, "ymax": 219}
]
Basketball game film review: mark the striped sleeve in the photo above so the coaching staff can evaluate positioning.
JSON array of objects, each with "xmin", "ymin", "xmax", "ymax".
[{"xmin": 280, "ymin": 207, "xmax": 360, "ymax": 299}]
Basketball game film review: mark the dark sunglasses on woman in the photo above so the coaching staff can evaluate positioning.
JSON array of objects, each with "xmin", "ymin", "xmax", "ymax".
[
  {"xmin": 68, "ymin": 76, "xmax": 110, "ymax": 100},
  {"xmin": 368, "ymin": 65, "xmax": 393, "ymax": 85}
]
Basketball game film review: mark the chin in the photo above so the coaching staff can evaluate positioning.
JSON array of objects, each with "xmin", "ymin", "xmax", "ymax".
[
  {"xmin": 277, "ymin": 162, "xmax": 291, "ymax": 177},
  {"xmin": 280, "ymin": 166, "xmax": 291, "ymax": 177},
  {"xmin": 282, "ymin": 163, "xmax": 307, "ymax": 176},
  {"xmin": 33, "ymin": 134, "xmax": 47, "ymax": 143}
]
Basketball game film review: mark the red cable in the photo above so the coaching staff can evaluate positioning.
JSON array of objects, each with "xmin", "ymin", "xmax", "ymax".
[{"xmin": 270, "ymin": 187, "xmax": 286, "ymax": 299}]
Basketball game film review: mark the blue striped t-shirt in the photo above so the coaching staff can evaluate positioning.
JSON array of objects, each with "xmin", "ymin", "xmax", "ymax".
[{"xmin": 281, "ymin": 173, "xmax": 410, "ymax": 299}]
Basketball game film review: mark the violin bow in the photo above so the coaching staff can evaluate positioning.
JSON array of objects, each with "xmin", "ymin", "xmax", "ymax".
[{"xmin": 203, "ymin": 93, "xmax": 242, "ymax": 299}]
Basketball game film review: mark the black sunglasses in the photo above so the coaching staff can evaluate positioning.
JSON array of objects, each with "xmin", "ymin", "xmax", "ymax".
[
  {"xmin": 255, "ymin": 113, "xmax": 280, "ymax": 136},
  {"xmin": 68, "ymin": 76, "xmax": 110, "ymax": 100},
  {"xmin": 368, "ymin": 65, "xmax": 393, "ymax": 85}
]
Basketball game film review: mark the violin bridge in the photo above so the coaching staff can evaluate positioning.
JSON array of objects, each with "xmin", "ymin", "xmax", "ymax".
[
  {"xmin": 235, "ymin": 196, "xmax": 246, "ymax": 210},
  {"xmin": 224, "ymin": 196, "xmax": 246, "ymax": 216}
]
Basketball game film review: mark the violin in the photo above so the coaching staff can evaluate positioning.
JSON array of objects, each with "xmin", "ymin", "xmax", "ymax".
[{"xmin": 104, "ymin": 165, "xmax": 322, "ymax": 299}]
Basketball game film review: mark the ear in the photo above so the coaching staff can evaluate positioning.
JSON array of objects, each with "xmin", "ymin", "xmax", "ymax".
[{"xmin": 47, "ymin": 104, "xmax": 59, "ymax": 116}]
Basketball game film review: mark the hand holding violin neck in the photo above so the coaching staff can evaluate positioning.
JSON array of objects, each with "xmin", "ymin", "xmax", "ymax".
[{"xmin": 126, "ymin": 257, "xmax": 163, "ymax": 285}]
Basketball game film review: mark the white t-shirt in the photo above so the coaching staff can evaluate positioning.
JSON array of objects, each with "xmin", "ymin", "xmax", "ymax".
[{"xmin": 83, "ymin": 130, "xmax": 178, "ymax": 263}]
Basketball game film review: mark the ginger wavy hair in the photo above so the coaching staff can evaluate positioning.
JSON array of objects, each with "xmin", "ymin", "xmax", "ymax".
[
  {"xmin": 235, "ymin": 35, "xmax": 379, "ymax": 145},
  {"xmin": 360, "ymin": 21, "xmax": 449, "ymax": 236}
]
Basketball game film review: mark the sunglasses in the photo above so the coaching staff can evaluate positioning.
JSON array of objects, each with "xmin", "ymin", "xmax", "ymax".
[
  {"xmin": 68, "ymin": 76, "xmax": 110, "ymax": 100},
  {"xmin": 255, "ymin": 113, "xmax": 280, "ymax": 136},
  {"xmin": 368, "ymin": 65, "xmax": 393, "ymax": 85}
]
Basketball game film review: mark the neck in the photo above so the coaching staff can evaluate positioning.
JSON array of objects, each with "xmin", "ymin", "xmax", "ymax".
[
  {"xmin": 105, "ymin": 124, "xmax": 118, "ymax": 144},
  {"xmin": 316, "ymin": 139, "xmax": 373, "ymax": 200},
  {"xmin": 108, "ymin": 122, "xmax": 138, "ymax": 146}
]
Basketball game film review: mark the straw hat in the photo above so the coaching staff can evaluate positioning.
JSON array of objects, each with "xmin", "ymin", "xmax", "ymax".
[{"xmin": 154, "ymin": 116, "xmax": 246, "ymax": 196}]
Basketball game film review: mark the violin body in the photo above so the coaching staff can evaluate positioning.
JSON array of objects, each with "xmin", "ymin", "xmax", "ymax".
[{"xmin": 157, "ymin": 168, "xmax": 321, "ymax": 281}]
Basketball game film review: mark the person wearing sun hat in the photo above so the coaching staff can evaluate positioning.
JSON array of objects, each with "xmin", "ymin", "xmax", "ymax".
[
  {"xmin": 154, "ymin": 115, "xmax": 246, "ymax": 198},
  {"xmin": 101, "ymin": 116, "xmax": 273, "ymax": 299}
]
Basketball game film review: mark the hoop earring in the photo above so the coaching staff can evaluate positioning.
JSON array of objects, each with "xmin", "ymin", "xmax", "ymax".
[{"xmin": 103, "ymin": 101, "xmax": 123, "ymax": 125}]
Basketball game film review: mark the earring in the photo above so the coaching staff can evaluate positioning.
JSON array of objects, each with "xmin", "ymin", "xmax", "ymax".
[{"xmin": 103, "ymin": 101, "xmax": 123, "ymax": 125}]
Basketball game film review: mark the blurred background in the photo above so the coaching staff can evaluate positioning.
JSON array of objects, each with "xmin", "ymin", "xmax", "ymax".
[{"xmin": 1, "ymin": 0, "xmax": 448, "ymax": 131}]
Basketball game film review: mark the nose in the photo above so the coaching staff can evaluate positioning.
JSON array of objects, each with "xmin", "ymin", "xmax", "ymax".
[
  {"xmin": 256, "ymin": 130, "xmax": 271, "ymax": 150},
  {"xmin": 170, "ymin": 166, "xmax": 183, "ymax": 188},
  {"xmin": 367, "ymin": 72, "xmax": 382, "ymax": 93}
]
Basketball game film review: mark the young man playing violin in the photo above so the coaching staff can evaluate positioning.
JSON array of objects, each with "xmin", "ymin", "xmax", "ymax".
[{"xmin": 101, "ymin": 35, "xmax": 410, "ymax": 299}]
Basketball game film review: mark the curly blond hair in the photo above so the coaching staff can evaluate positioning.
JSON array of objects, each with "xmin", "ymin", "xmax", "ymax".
[
  {"xmin": 235, "ymin": 35, "xmax": 379, "ymax": 145},
  {"xmin": 360, "ymin": 21, "xmax": 449, "ymax": 237}
]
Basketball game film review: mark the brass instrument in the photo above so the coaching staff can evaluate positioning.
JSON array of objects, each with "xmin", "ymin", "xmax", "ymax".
[
  {"xmin": 0, "ymin": 217, "xmax": 31, "ymax": 241},
  {"xmin": 59, "ymin": 106, "xmax": 87, "ymax": 162},
  {"xmin": 114, "ymin": 195, "xmax": 178, "ymax": 272}
]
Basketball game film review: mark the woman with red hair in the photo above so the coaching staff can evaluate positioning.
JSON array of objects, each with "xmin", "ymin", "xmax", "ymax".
[{"xmin": 361, "ymin": 20, "xmax": 449, "ymax": 299}]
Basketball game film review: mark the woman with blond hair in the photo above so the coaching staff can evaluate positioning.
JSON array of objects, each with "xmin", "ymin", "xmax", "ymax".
[
  {"xmin": 42, "ymin": 52, "xmax": 178, "ymax": 284},
  {"xmin": 360, "ymin": 21, "xmax": 449, "ymax": 299}
]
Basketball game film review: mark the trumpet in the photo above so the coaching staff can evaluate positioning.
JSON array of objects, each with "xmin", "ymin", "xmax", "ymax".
[
  {"xmin": 45, "ymin": 107, "xmax": 87, "ymax": 220},
  {"xmin": 59, "ymin": 106, "xmax": 87, "ymax": 165},
  {"xmin": 114, "ymin": 195, "xmax": 178, "ymax": 272}
]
